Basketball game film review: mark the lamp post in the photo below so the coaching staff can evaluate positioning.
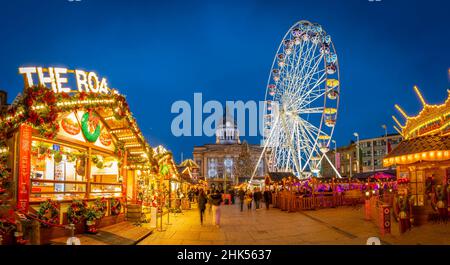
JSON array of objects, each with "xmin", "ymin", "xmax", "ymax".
[
  {"xmin": 353, "ymin": 132, "xmax": 360, "ymax": 174},
  {"xmin": 331, "ymin": 139, "xmax": 337, "ymax": 174}
]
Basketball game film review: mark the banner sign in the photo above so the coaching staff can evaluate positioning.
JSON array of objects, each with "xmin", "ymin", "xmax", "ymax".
[
  {"xmin": 19, "ymin": 66, "xmax": 110, "ymax": 94},
  {"xmin": 18, "ymin": 124, "xmax": 32, "ymax": 211}
]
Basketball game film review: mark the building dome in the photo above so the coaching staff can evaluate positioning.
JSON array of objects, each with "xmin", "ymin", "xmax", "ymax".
[{"xmin": 216, "ymin": 111, "xmax": 240, "ymax": 144}]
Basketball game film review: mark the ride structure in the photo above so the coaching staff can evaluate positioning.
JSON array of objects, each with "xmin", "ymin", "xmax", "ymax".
[{"xmin": 252, "ymin": 20, "xmax": 342, "ymax": 181}]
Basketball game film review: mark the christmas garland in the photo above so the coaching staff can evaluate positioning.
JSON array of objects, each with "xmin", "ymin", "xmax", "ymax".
[
  {"xmin": 37, "ymin": 199, "xmax": 60, "ymax": 227},
  {"xmin": 110, "ymin": 198, "xmax": 122, "ymax": 216},
  {"xmin": 67, "ymin": 200, "xmax": 87, "ymax": 224},
  {"xmin": 0, "ymin": 85, "xmax": 131, "ymax": 141}
]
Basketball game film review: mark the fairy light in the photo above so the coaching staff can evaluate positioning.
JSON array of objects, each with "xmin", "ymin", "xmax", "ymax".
[
  {"xmin": 414, "ymin": 85, "xmax": 427, "ymax": 107},
  {"xmin": 394, "ymin": 104, "xmax": 409, "ymax": 119}
]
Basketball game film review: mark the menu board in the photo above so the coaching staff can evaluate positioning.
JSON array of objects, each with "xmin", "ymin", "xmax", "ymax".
[{"xmin": 54, "ymin": 162, "xmax": 65, "ymax": 192}]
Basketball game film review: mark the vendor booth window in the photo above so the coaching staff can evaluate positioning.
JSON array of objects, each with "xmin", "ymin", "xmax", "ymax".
[
  {"xmin": 89, "ymin": 152, "xmax": 122, "ymax": 199},
  {"xmin": 30, "ymin": 140, "xmax": 87, "ymax": 202}
]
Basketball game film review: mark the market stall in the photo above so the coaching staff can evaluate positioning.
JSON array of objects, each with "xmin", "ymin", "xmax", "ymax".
[
  {"xmin": 0, "ymin": 66, "xmax": 157, "ymax": 243},
  {"xmin": 384, "ymin": 87, "xmax": 450, "ymax": 226}
]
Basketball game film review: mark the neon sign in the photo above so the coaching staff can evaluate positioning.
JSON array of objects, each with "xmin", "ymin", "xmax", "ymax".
[{"xmin": 18, "ymin": 66, "xmax": 110, "ymax": 94}]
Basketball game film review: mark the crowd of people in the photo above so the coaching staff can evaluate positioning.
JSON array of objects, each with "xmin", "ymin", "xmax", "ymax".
[
  {"xmin": 186, "ymin": 179, "xmax": 397, "ymax": 228},
  {"xmin": 188, "ymin": 186, "xmax": 275, "ymax": 228}
]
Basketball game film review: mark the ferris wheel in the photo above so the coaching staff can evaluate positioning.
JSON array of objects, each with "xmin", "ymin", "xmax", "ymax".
[{"xmin": 252, "ymin": 20, "xmax": 341, "ymax": 180}]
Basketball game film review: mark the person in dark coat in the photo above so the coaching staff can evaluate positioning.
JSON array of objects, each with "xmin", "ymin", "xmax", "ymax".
[
  {"xmin": 254, "ymin": 188, "xmax": 262, "ymax": 209},
  {"xmin": 263, "ymin": 187, "xmax": 271, "ymax": 210},
  {"xmin": 238, "ymin": 188, "xmax": 245, "ymax": 212},
  {"xmin": 230, "ymin": 189, "xmax": 235, "ymax": 204},
  {"xmin": 197, "ymin": 189, "xmax": 207, "ymax": 225}
]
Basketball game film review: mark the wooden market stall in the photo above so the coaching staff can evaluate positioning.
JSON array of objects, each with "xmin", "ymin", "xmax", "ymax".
[
  {"xmin": 384, "ymin": 87, "xmax": 450, "ymax": 226},
  {"xmin": 0, "ymin": 66, "xmax": 157, "ymax": 244}
]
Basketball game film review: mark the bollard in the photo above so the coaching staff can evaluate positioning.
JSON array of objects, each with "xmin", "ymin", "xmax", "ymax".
[
  {"xmin": 30, "ymin": 220, "xmax": 41, "ymax": 245},
  {"xmin": 366, "ymin": 237, "xmax": 381, "ymax": 245},
  {"xmin": 66, "ymin": 224, "xmax": 81, "ymax": 245}
]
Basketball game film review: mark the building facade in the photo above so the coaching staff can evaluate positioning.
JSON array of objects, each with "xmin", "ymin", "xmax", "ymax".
[
  {"xmin": 0, "ymin": 90, "xmax": 9, "ymax": 113},
  {"xmin": 322, "ymin": 134, "xmax": 402, "ymax": 178},
  {"xmin": 193, "ymin": 114, "xmax": 266, "ymax": 190}
]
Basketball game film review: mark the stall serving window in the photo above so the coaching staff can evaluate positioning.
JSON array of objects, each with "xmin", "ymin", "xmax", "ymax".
[
  {"xmin": 89, "ymin": 151, "xmax": 122, "ymax": 199},
  {"xmin": 30, "ymin": 139, "xmax": 123, "ymax": 202},
  {"xmin": 30, "ymin": 140, "xmax": 87, "ymax": 202}
]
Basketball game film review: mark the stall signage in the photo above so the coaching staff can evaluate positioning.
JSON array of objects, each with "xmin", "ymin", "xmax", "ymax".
[
  {"xmin": 18, "ymin": 124, "xmax": 32, "ymax": 211},
  {"xmin": 18, "ymin": 66, "xmax": 110, "ymax": 94}
]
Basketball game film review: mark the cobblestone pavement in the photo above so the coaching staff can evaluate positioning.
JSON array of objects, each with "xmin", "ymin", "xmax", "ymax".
[{"xmin": 138, "ymin": 203, "xmax": 450, "ymax": 245}]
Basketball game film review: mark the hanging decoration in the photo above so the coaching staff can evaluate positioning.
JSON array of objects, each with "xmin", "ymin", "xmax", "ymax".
[
  {"xmin": 81, "ymin": 112, "xmax": 101, "ymax": 143},
  {"xmin": 61, "ymin": 114, "xmax": 81, "ymax": 135}
]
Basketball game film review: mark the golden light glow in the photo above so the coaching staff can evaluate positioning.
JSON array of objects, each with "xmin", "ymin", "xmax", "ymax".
[
  {"xmin": 413, "ymin": 85, "xmax": 427, "ymax": 107},
  {"xmin": 395, "ymin": 104, "xmax": 410, "ymax": 119},
  {"xmin": 392, "ymin": 116, "xmax": 404, "ymax": 129}
]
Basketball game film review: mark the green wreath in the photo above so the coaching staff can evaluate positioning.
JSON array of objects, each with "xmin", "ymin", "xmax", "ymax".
[
  {"xmin": 67, "ymin": 200, "xmax": 87, "ymax": 225},
  {"xmin": 94, "ymin": 198, "xmax": 108, "ymax": 217},
  {"xmin": 37, "ymin": 199, "xmax": 60, "ymax": 227},
  {"xmin": 81, "ymin": 112, "xmax": 101, "ymax": 142}
]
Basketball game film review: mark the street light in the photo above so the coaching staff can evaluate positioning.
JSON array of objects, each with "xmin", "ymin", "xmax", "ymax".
[{"xmin": 353, "ymin": 132, "xmax": 360, "ymax": 174}]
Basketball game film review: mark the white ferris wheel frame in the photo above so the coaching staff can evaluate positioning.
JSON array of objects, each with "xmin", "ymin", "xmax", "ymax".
[{"xmin": 250, "ymin": 20, "xmax": 342, "ymax": 181}]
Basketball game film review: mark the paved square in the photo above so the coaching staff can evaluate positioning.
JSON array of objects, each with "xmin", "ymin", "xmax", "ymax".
[{"xmin": 138, "ymin": 203, "xmax": 450, "ymax": 245}]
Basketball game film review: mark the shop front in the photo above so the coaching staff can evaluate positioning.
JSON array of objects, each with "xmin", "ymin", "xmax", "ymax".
[
  {"xmin": 0, "ymin": 66, "xmax": 155, "ymax": 243},
  {"xmin": 384, "ymin": 88, "xmax": 450, "ymax": 227}
]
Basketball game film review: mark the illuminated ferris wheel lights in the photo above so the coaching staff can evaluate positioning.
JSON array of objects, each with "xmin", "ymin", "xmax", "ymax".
[
  {"xmin": 327, "ymin": 79, "xmax": 340, "ymax": 88},
  {"xmin": 325, "ymin": 118, "xmax": 336, "ymax": 127},
  {"xmin": 311, "ymin": 168, "xmax": 320, "ymax": 174},
  {"xmin": 326, "ymin": 64, "xmax": 337, "ymax": 74},
  {"xmin": 327, "ymin": 89, "xmax": 339, "ymax": 100}
]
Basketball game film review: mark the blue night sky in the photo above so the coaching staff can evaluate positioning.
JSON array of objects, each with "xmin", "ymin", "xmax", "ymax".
[{"xmin": 0, "ymin": 0, "xmax": 449, "ymax": 163}]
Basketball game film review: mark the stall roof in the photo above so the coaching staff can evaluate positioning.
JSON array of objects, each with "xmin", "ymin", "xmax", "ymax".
[
  {"xmin": 385, "ymin": 134, "xmax": 450, "ymax": 158},
  {"xmin": 351, "ymin": 169, "xmax": 396, "ymax": 180}
]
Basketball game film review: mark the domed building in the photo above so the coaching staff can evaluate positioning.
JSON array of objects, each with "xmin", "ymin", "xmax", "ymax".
[{"xmin": 193, "ymin": 112, "xmax": 267, "ymax": 191}]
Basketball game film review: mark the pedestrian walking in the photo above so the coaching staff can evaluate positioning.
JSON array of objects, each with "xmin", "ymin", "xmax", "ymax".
[
  {"xmin": 245, "ymin": 190, "xmax": 253, "ymax": 211},
  {"xmin": 207, "ymin": 190, "xmax": 213, "ymax": 214},
  {"xmin": 263, "ymin": 187, "xmax": 271, "ymax": 210},
  {"xmin": 230, "ymin": 189, "xmax": 235, "ymax": 204},
  {"xmin": 210, "ymin": 190, "xmax": 223, "ymax": 227},
  {"xmin": 238, "ymin": 188, "xmax": 245, "ymax": 212},
  {"xmin": 198, "ymin": 189, "xmax": 207, "ymax": 225},
  {"xmin": 254, "ymin": 188, "xmax": 262, "ymax": 209}
]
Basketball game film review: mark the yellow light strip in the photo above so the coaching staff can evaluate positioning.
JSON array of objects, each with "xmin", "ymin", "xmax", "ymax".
[
  {"xmin": 395, "ymin": 104, "xmax": 410, "ymax": 119},
  {"xmin": 414, "ymin": 85, "xmax": 427, "ymax": 107},
  {"xmin": 383, "ymin": 150, "xmax": 450, "ymax": 167},
  {"xmin": 392, "ymin": 115, "xmax": 404, "ymax": 129}
]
